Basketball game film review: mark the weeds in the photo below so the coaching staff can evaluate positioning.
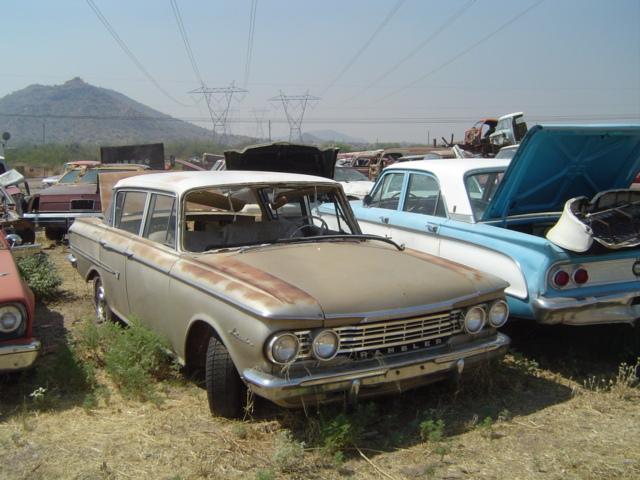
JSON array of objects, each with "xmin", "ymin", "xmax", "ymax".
[
  {"xmin": 254, "ymin": 469, "xmax": 275, "ymax": 480},
  {"xmin": 419, "ymin": 418, "xmax": 445, "ymax": 443},
  {"xmin": 76, "ymin": 316, "xmax": 177, "ymax": 402},
  {"xmin": 273, "ymin": 430, "xmax": 305, "ymax": 472},
  {"xmin": 16, "ymin": 252, "xmax": 62, "ymax": 300},
  {"xmin": 583, "ymin": 358, "xmax": 640, "ymax": 397}
]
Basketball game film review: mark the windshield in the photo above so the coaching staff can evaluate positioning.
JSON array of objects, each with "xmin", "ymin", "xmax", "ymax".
[
  {"xmin": 58, "ymin": 169, "xmax": 101, "ymax": 184},
  {"xmin": 465, "ymin": 170, "xmax": 506, "ymax": 220},
  {"xmin": 334, "ymin": 167, "xmax": 368, "ymax": 182},
  {"xmin": 495, "ymin": 147, "xmax": 517, "ymax": 159},
  {"xmin": 182, "ymin": 183, "xmax": 357, "ymax": 252}
]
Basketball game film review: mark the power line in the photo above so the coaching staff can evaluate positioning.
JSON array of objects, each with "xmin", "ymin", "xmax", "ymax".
[
  {"xmin": 320, "ymin": 0, "xmax": 405, "ymax": 97},
  {"xmin": 376, "ymin": 0, "xmax": 546, "ymax": 103},
  {"xmin": 243, "ymin": 0, "xmax": 258, "ymax": 88},
  {"xmin": 85, "ymin": 0, "xmax": 189, "ymax": 107},
  {"xmin": 170, "ymin": 0, "xmax": 204, "ymax": 87},
  {"xmin": 2, "ymin": 111, "xmax": 636, "ymax": 124},
  {"xmin": 344, "ymin": 0, "xmax": 476, "ymax": 104}
]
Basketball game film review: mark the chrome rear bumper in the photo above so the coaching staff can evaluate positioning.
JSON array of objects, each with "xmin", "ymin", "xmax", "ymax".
[
  {"xmin": 243, "ymin": 332, "xmax": 510, "ymax": 407},
  {"xmin": 532, "ymin": 291, "xmax": 640, "ymax": 326},
  {"xmin": 0, "ymin": 339, "xmax": 41, "ymax": 372}
]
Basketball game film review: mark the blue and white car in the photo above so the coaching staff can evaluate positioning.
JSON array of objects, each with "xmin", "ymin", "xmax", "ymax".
[{"xmin": 346, "ymin": 125, "xmax": 640, "ymax": 328}]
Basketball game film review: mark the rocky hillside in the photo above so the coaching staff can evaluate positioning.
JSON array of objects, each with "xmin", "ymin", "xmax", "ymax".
[{"xmin": 0, "ymin": 78, "xmax": 224, "ymax": 145}]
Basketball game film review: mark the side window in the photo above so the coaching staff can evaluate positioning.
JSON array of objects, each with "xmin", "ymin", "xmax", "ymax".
[
  {"xmin": 114, "ymin": 191, "xmax": 147, "ymax": 235},
  {"xmin": 143, "ymin": 194, "xmax": 176, "ymax": 248},
  {"xmin": 368, "ymin": 172, "xmax": 404, "ymax": 210},
  {"xmin": 402, "ymin": 173, "xmax": 446, "ymax": 218}
]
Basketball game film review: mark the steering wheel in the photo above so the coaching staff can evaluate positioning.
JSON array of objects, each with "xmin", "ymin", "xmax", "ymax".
[{"xmin": 288, "ymin": 215, "xmax": 329, "ymax": 238}]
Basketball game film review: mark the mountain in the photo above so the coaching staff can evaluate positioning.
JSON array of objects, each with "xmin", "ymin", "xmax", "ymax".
[{"xmin": 0, "ymin": 78, "xmax": 247, "ymax": 145}]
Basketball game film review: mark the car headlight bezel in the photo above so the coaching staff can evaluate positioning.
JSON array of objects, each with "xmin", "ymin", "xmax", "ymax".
[
  {"xmin": 266, "ymin": 332, "xmax": 300, "ymax": 365},
  {"xmin": 0, "ymin": 303, "xmax": 26, "ymax": 334},
  {"xmin": 311, "ymin": 329, "xmax": 340, "ymax": 361},
  {"xmin": 463, "ymin": 305, "xmax": 486, "ymax": 334},
  {"xmin": 488, "ymin": 300, "xmax": 509, "ymax": 328}
]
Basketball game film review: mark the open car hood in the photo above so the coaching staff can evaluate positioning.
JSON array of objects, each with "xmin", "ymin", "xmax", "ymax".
[
  {"xmin": 482, "ymin": 125, "xmax": 640, "ymax": 220},
  {"xmin": 224, "ymin": 142, "xmax": 338, "ymax": 179}
]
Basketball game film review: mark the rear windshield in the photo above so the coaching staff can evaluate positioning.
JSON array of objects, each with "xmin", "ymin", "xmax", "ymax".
[
  {"xmin": 465, "ymin": 170, "xmax": 506, "ymax": 220},
  {"xmin": 58, "ymin": 168, "xmax": 133, "ymax": 184},
  {"xmin": 334, "ymin": 168, "xmax": 368, "ymax": 182}
]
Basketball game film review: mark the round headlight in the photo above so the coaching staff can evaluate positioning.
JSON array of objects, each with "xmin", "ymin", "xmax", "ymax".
[
  {"xmin": 0, "ymin": 305, "xmax": 24, "ymax": 333},
  {"xmin": 311, "ymin": 329, "xmax": 340, "ymax": 361},
  {"xmin": 488, "ymin": 300, "xmax": 509, "ymax": 328},
  {"xmin": 464, "ymin": 306, "xmax": 486, "ymax": 334},
  {"xmin": 266, "ymin": 332, "xmax": 300, "ymax": 365}
]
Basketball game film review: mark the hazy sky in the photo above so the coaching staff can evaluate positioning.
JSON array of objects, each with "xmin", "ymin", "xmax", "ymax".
[{"xmin": 2, "ymin": 0, "xmax": 639, "ymax": 142}]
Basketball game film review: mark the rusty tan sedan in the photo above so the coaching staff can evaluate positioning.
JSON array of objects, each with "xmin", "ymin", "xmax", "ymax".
[{"xmin": 68, "ymin": 171, "xmax": 510, "ymax": 417}]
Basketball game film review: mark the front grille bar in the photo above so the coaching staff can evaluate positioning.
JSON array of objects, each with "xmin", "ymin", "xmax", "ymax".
[{"xmin": 295, "ymin": 310, "xmax": 463, "ymax": 359}]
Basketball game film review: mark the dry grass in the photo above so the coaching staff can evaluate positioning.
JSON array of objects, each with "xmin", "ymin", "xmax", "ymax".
[{"xmin": 1, "ymin": 243, "xmax": 639, "ymax": 480}]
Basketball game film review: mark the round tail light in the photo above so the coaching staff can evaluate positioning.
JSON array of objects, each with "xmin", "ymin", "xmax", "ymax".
[
  {"xmin": 552, "ymin": 270, "xmax": 570, "ymax": 288},
  {"xmin": 573, "ymin": 268, "xmax": 589, "ymax": 285}
]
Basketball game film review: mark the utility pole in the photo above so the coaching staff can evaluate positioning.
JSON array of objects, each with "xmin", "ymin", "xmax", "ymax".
[
  {"xmin": 269, "ymin": 91, "xmax": 319, "ymax": 143},
  {"xmin": 189, "ymin": 82, "xmax": 248, "ymax": 145},
  {"xmin": 268, "ymin": 119, "xmax": 272, "ymax": 142},
  {"xmin": 251, "ymin": 107, "xmax": 268, "ymax": 140},
  {"xmin": 42, "ymin": 121, "xmax": 46, "ymax": 144}
]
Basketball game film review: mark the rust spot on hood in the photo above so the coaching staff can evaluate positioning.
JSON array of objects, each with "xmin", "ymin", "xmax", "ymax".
[{"xmin": 177, "ymin": 255, "xmax": 317, "ymax": 309}]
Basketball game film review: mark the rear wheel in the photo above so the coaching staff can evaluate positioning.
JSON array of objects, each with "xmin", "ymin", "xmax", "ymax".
[
  {"xmin": 93, "ymin": 276, "xmax": 112, "ymax": 324},
  {"xmin": 205, "ymin": 336, "xmax": 245, "ymax": 418}
]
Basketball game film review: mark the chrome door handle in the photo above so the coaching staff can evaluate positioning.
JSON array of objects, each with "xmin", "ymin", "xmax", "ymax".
[
  {"xmin": 426, "ymin": 223, "xmax": 439, "ymax": 233},
  {"xmin": 380, "ymin": 216, "xmax": 389, "ymax": 224}
]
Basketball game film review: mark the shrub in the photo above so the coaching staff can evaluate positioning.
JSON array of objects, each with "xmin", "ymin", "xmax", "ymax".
[
  {"xmin": 75, "ymin": 316, "xmax": 176, "ymax": 402},
  {"xmin": 419, "ymin": 418, "xmax": 445, "ymax": 443},
  {"xmin": 16, "ymin": 252, "xmax": 62, "ymax": 300}
]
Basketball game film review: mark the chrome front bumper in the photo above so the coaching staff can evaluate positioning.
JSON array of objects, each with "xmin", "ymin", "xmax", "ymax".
[
  {"xmin": 0, "ymin": 339, "xmax": 41, "ymax": 372},
  {"xmin": 243, "ymin": 333, "xmax": 510, "ymax": 407},
  {"xmin": 532, "ymin": 291, "xmax": 640, "ymax": 326}
]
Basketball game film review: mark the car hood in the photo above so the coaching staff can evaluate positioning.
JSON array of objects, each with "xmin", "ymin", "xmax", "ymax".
[
  {"xmin": 340, "ymin": 181, "xmax": 374, "ymax": 197},
  {"xmin": 39, "ymin": 183, "xmax": 98, "ymax": 196},
  {"xmin": 202, "ymin": 240, "xmax": 505, "ymax": 322},
  {"xmin": 482, "ymin": 124, "xmax": 640, "ymax": 220},
  {"xmin": 224, "ymin": 142, "xmax": 338, "ymax": 179}
]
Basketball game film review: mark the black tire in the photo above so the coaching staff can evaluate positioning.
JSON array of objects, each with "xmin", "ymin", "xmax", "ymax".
[
  {"xmin": 44, "ymin": 227, "xmax": 65, "ymax": 242},
  {"xmin": 205, "ymin": 336, "xmax": 245, "ymax": 418},
  {"xmin": 93, "ymin": 276, "xmax": 113, "ymax": 324},
  {"xmin": 16, "ymin": 227, "xmax": 36, "ymax": 244}
]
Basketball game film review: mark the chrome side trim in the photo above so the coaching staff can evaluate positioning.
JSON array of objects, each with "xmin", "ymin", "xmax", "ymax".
[{"xmin": 69, "ymin": 245, "xmax": 118, "ymax": 277}]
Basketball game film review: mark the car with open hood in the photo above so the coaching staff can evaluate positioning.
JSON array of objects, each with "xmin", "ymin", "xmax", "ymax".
[
  {"xmin": 347, "ymin": 124, "xmax": 640, "ymax": 334},
  {"xmin": 24, "ymin": 163, "xmax": 148, "ymax": 241},
  {"xmin": 68, "ymin": 170, "xmax": 509, "ymax": 417}
]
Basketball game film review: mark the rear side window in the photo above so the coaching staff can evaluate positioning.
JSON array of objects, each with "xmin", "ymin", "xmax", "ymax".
[
  {"xmin": 114, "ymin": 191, "xmax": 148, "ymax": 235},
  {"xmin": 368, "ymin": 172, "xmax": 404, "ymax": 210},
  {"xmin": 143, "ymin": 194, "xmax": 176, "ymax": 248},
  {"xmin": 402, "ymin": 173, "xmax": 446, "ymax": 217}
]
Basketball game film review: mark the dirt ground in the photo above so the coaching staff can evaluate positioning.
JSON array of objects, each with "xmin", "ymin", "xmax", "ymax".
[{"xmin": 1, "ymin": 243, "xmax": 639, "ymax": 480}]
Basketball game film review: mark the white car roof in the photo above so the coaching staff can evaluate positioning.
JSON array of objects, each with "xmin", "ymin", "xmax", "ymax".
[
  {"xmin": 384, "ymin": 158, "xmax": 511, "ymax": 220},
  {"xmin": 114, "ymin": 170, "xmax": 338, "ymax": 195}
]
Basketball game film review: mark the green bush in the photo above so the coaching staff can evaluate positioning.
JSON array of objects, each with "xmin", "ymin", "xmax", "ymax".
[
  {"xmin": 16, "ymin": 252, "xmax": 62, "ymax": 300},
  {"xmin": 76, "ymin": 317, "xmax": 176, "ymax": 402}
]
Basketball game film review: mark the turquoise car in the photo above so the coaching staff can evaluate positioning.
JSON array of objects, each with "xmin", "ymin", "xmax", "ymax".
[{"xmin": 346, "ymin": 125, "xmax": 640, "ymax": 329}]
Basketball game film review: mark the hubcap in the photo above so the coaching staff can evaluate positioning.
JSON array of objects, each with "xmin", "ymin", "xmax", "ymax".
[{"xmin": 95, "ymin": 282, "xmax": 107, "ymax": 323}]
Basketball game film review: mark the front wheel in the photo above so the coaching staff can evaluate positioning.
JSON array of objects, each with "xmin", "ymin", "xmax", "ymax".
[{"xmin": 205, "ymin": 336, "xmax": 246, "ymax": 418}]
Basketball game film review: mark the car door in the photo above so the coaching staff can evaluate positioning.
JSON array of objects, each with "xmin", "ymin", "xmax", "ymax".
[
  {"xmin": 125, "ymin": 193, "xmax": 179, "ymax": 341},
  {"xmin": 356, "ymin": 171, "xmax": 406, "ymax": 238},
  {"xmin": 100, "ymin": 190, "xmax": 148, "ymax": 318},
  {"xmin": 387, "ymin": 172, "xmax": 446, "ymax": 255}
]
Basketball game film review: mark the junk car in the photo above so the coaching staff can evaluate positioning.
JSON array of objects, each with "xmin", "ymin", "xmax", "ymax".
[
  {"xmin": 68, "ymin": 170, "xmax": 509, "ymax": 417},
  {"xmin": 348, "ymin": 125, "xmax": 640, "ymax": 332},
  {"xmin": 0, "ymin": 230, "xmax": 39, "ymax": 375},
  {"xmin": 24, "ymin": 163, "xmax": 148, "ymax": 240}
]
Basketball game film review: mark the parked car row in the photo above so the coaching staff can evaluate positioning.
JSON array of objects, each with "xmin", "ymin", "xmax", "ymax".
[{"xmin": 3, "ymin": 123, "xmax": 639, "ymax": 421}]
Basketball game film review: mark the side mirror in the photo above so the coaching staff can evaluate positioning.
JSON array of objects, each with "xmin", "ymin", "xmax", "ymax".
[
  {"xmin": 6, "ymin": 233, "xmax": 23, "ymax": 248},
  {"xmin": 363, "ymin": 194, "xmax": 372, "ymax": 207}
]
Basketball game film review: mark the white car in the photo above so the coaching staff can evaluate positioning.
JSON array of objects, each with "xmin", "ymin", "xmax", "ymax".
[{"xmin": 334, "ymin": 167, "xmax": 374, "ymax": 200}]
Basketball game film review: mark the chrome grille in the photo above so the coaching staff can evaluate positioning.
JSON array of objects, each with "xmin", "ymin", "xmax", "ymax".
[{"xmin": 296, "ymin": 310, "xmax": 463, "ymax": 359}]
